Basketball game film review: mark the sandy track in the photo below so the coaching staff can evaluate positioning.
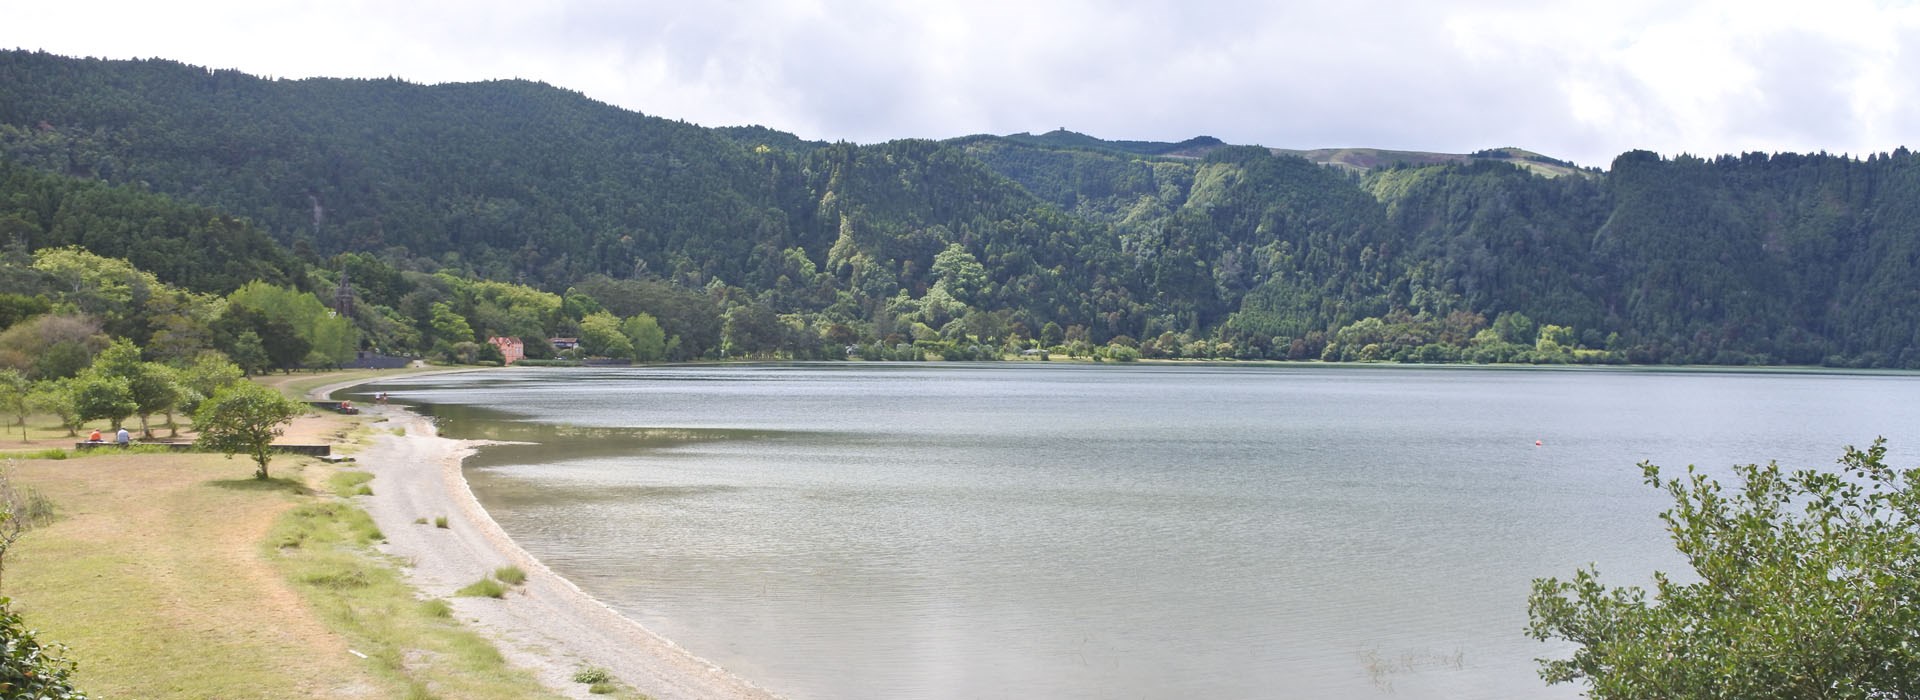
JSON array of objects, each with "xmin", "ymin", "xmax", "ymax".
[{"xmin": 329, "ymin": 381, "xmax": 780, "ymax": 700}]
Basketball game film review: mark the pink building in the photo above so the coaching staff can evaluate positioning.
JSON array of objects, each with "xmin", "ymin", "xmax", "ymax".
[{"xmin": 487, "ymin": 336, "xmax": 524, "ymax": 365}]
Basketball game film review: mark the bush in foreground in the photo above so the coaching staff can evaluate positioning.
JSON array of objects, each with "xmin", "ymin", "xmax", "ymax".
[
  {"xmin": 0, "ymin": 597, "xmax": 87, "ymax": 699},
  {"xmin": 1528, "ymin": 439, "xmax": 1919, "ymax": 698}
]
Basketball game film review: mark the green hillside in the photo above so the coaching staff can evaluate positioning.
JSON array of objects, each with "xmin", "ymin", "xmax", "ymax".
[{"xmin": 2, "ymin": 50, "xmax": 1918, "ymax": 367}]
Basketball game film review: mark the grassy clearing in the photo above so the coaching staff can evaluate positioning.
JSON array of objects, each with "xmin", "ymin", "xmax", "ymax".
[
  {"xmin": 7, "ymin": 423, "xmax": 563, "ymax": 699},
  {"xmin": 8, "ymin": 453, "xmax": 386, "ymax": 698}
]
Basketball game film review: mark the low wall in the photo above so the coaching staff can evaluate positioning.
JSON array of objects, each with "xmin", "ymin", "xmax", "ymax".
[{"xmin": 74, "ymin": 442, "xmax": 332, "ymax": 456}]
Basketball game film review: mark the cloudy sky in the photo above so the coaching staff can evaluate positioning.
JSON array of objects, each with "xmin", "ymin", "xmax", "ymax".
[{"xmin": 9, "ymin": 0, "xmax": 1918, "ymax": 168}]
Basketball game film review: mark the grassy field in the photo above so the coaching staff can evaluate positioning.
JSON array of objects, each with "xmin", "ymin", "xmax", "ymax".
[{"xmin": 2, "ymin": 372, "xmax": 564, "ymax": 699}]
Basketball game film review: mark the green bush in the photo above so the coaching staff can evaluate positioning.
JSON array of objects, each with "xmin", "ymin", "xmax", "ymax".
[
  {"xmin": 1530, "ymin": 439, "xmax": 1920, "ymax": 698},
  {"xmin": 0, "ymin": 597, "xmax": 88, "ymax": 699},
  {"xmin": 571, "ymin": 667, "xmax": 611, "ymax": 684}
]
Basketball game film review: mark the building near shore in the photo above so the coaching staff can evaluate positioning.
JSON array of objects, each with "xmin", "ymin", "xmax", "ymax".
[{"xmin": 488, "ymin": 336, "xmax": 525, "ymax": 365}]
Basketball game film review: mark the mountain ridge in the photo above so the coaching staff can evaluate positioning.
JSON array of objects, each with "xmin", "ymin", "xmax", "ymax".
[{"xmin": 3, "ymin": 50, "xmax": 1918, "ymax": 367}]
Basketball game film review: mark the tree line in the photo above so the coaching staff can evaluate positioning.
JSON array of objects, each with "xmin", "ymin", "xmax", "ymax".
[{"xmin": 3, "ymin": 50, "xmax": 1919, "ymax": 367}]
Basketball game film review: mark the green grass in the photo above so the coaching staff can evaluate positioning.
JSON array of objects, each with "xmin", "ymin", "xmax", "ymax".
[
  {"xmin": 269, "ymin": 488, "xmax": 560, "ymax": 698},
  {"xmin": 434, "ymin": 516, "xmax": 448, "ymax": 529},
  {"xmin": 455, "ymin": 577, "xmax": 506, "ymax": 599},
  {"xmin": 0, "ymin": 447, "xmax": 69, "ymax": 460},
  {"xmin": 420, "ymin": 599, "xmax": 453, "ymax": 618},
  {"xmin": 327, "ymin": 470, "xmax": 375, "ymax": 497},
  {"xmin": 493, "ymin": 565, "xmax": 527, "ymax": 586}
]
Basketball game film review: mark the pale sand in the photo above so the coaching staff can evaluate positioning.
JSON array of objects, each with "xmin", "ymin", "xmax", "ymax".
[{"xmin": 308, "ymin": 375, "xmax": 781, "ymax": 700}]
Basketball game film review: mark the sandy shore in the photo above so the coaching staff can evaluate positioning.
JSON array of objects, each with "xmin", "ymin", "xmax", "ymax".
[{"xmin": 310, "ymin": 375, "xmax": 781, "ymax": 700}]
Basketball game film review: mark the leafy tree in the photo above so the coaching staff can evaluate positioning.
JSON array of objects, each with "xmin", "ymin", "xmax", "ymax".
[
  {"xmin": 193, "ymin": 382, "xmax": 304, "ymax": 480},
  {"xmin": 0, "ymin": 314, "xmax": 104, "ymax": 380},
  {"xmin": 176, "ymin": 352, "xmax": 244, "ymax": 414},
  {"xmin": 214, "ymin": 306, "xmax": 307, "ymax": 373},
  {"xmin": 0, "ymin": 370, "xmax": 27, "ymax": 442},
  {"xmin": 619, "ymin": 313, "xmax": 667, "ymax": 362},
  {"xmin": 577, "ymin": 311, "xmax": 631, "ymax": 358},
  {"xmin": 87, "ymin": 339, "xmax": 179, "ymax": 438},
  {"xmin": 931, "ymin": 243, "xmax": 988, "ymax": 303},
  {"xmin": 429, "ymin": 302, "xmax": 474, "ymax": 346},
  {"xmin": 1528, "ymin": 440, "xmax": 1919, "ymax": 699},
  {"xmin": 26, "ymin": 379, "xmax": 82, "ymax": 437},
  {"xmin": 224, "ymin": 282, "xmax": 354, "ymax": 368},
  {"xmin": 70, "ymin": 374, "xmax": 133, "ymax": 430},
  {"xmin": 225, "ymin": 331, "xmax": 269, "ymax": 377}
]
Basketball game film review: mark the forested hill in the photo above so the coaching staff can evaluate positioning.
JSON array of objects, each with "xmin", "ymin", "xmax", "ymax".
[{"xmin": 2, "ymin": 50, "xmax": 1918, "ymax": 367}]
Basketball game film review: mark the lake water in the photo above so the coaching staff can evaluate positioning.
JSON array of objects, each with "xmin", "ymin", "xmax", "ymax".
[{"xmin": 350, "ymin": 363, "xmax": 1920, "ymax": 700}]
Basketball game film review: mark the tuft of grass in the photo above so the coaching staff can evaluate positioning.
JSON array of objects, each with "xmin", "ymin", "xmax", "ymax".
[
  {"xmin": 434, "ymin": 516, "xmax": 448, "ymax": 529},
  {"xmin": 420, "ymin": 598, "xmax": 452, "ymax": 618},
  {"xmin": 572, "ymin": 667, "xmax": 611, "ymax": 684},
  {"xmin": 492, "ymin": 565, "xmax": 526, "ymax": 586},
  {"xmin": 455, "ymin": 577, "xmax": 505, "ymax": 599},
  {"xmin": 298, "ymin": 567, "xmax": 372, "ymax": 590},
  {"xmin": 328, "ymin": 470, "xmax": 375, "ymax": 498},
  {"xmin": 588, "ymin": 681, "xmax": 616, "ymax": 694},
  {"xmin": 413, "ymin": 517, "xmax": 427, "ymax": 525}
]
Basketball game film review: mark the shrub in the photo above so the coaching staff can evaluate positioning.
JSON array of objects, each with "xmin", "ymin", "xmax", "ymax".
[
  {"xmin": 572, "ymin": 667, "xmax": 611, "ymax": 684},
  {"xmin": 1530, "ymin": 439, "xmax": 1920, "ymax": 698},
  {"xmin": 0, "ymin": 597, "xmax": 88, "ymax": 699}
]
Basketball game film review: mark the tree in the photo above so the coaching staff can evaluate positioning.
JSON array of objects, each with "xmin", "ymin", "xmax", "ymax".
[
  {"xmin": 0, "ymin": 370, "xmax": 26, "ymax": 442},
  {"xmin": 931, "ymin": 243, "xmax": 988, "ymax": 303},
  {"xmin": 429, "ymin": 302, "xmax": 474, "ymax": 346},
  {"xmin": 70, "ymin": 374, "xmax": 134, "ymax": 430},
  {"xmin": 86, "ymin": 339, "xmax": 179, "ymax": 438},
  {"xmin": 620, "ymin": 313, "xmax": 667, "ymax": 362},
  {"xmin": 193, "ymin": 382, "xmax": 304, "ymax": 480},
  {"xmin": 577, "ymin": 311, "xmax": 632, "ymax": 358},
  {"xmin": 26, "ymin": 379, "xmax": 82, "ymax": 437},
  {"xmin": 225, "ymin": 331, "xmax": 268, "ymax": 377},
  {"xmin": 1528, "ymin": 440, "xmax": 1919, "ymax": 699}
]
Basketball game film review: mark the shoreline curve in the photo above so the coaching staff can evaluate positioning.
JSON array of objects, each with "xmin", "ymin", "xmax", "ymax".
[{"xmin": 312, "ymin": 372, "xmax": 782, "ymax": 700}]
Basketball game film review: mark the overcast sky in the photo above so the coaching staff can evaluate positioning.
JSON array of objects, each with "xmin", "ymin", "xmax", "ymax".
[{"xmin": 9, "ymin": 1, "xmax": 1918, "ymax": 168}]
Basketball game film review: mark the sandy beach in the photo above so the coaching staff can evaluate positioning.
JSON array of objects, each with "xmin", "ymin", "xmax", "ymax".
[{"xmin": 311, "ymin": 375, "xmax": 780, "ymax": 700}]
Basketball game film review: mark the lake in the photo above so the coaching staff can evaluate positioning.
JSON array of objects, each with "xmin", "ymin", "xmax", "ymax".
[{"xmin": 350, "ymin": 363, "xmax": 1920, "ymax": 699}]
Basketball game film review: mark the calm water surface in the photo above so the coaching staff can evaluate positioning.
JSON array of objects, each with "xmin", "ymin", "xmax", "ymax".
[{"xmin": 352, "ymin": 364, "xmax": 1920, "ymax": 700}]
